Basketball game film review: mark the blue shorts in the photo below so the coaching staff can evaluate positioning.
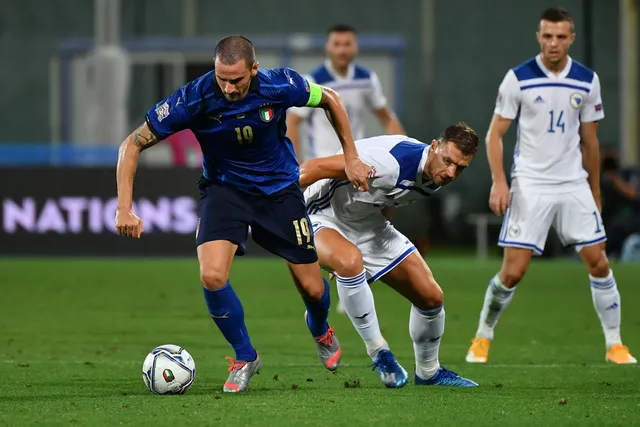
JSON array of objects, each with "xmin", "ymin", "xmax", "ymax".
[{"xmin": 196, "ymin": 178, "xmax": 318, "ymax": 264}]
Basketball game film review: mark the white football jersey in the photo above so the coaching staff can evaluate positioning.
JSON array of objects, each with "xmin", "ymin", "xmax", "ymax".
[
  {"xmin": 304, "ymin": 135, "xmax": 440, "ymax": 230},
  {"xmin": 495, "ymin": 54, "xmax": 604, "ymax": 189},
  {"xmin": 289, "ymin": 60, "xmax": 388, "ymax": 160}
]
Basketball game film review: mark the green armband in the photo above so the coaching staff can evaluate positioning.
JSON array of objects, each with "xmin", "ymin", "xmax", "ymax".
[{"xmin": 305, "ymin": 82, "xmax": 322, "ymax": 107}]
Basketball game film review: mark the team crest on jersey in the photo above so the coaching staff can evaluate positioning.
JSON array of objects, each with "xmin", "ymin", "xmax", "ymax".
[
  {"xmin": 155, "ymin": 101, "xmax": 170, "ymax": 122},
  {"xmin": 570, "ymin": 93, "xmax": 584, "ymax": 109},
  {"xmin": 259, "ymin": 106, "xmax": 274, "ymax": 122}
]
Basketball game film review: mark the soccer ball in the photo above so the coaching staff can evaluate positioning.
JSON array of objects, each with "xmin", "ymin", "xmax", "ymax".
[{"xmin": 142, "ymin": 344, "xmax": 196, "ymax": 395}]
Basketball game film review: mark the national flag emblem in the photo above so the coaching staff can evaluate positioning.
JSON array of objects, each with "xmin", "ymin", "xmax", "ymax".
[
  {"xmin": 259, "ymin": 106, "xmax": 274, "ymax": 122},
  {"xmin": 595, "ymin": 103, "xmax": 603, "ymax": 112},
  {"xmin": 162, "ymin": 369, "xmax": 175, "ymax": 383}
]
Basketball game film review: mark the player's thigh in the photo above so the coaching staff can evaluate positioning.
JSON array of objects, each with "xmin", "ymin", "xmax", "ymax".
[
  {"xmin": 498, "ymin": 190, "xmax": 555, "ymax": 255},
  {"xmin": 500, "ymin": 246, "xmax": 534, "ymax": 287},
  {"xmin": 311, "ymin": 216, "xmax": 364, "ymax": 277},
  {"xmin": 197, "ymin": 241, "xmax": 238, "ymax": 290},
  {"xmin": 379, "ymin": 251, "xmax": 443, "ymax": 309},
  {"xmin": 554, "ymin": 186, "xmax": 607, "ymax": 252},
  {"xmin": 250, "ymin": 183, "xmax": 319, "ymax": 265}
]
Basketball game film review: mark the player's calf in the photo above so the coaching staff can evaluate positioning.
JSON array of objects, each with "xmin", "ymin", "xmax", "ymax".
[{"xmin": 579, "ymin": 245, "xmax": 636, "ymax": 363}]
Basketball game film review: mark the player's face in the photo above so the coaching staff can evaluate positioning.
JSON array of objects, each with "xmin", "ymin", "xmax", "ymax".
[
  {"xmin": 326, "ymin": 31, "xmax": 358, "ymax": 70},
  {"xmin": 426, "ymin": 140, "xmax": 473, "ymax": 186},
  {"xmin": 214, "ymin": 59, "xmax": 259, "ymax": 102},
  {"xmin": 536, "ymin": 20, "xmax": 575, "ymax": 65}
]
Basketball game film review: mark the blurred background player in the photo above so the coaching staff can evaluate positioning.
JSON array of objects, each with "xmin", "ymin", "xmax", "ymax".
[
  {"xmin": 465, "ymin": 8, "xmax": 636, "ymax": 365},
  {"xmin": 115, "ymin": 35, "xmax": 374, "ymax": 392},
  {"xmin": 300, "ymin": 123, "xmax": 479, "ymax": 388},
  {"xmin": 287, "ymin": 24, "xmax": 405, "ymax": 162},
  {"xmin": 287, "ymin": 24, "xmax": 406, "ymax": 313}
]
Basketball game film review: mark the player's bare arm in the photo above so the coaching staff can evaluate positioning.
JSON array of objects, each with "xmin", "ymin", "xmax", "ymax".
[
  {"xmin": 315, "ymin": 85, "xmax": 372, "ymax": 191},
  {"xmin": 486, "ymin": 114, "xmax": 513, "ymax": 215},
  {"xmin": 286, "ymin": 112, "xmax": 304, "ymax": 160},
  {"xmin": 299, "ymin": 154, "xmax": 347, "ymax": 190},
  {"xmin": 115, "ymin": 122, "xmax": 159, "ymax": 238},
  {"xmin": 381, "ymin": 206, "xmax": 397, "ymax": 220},
  {"xmin": 374, "ymin": 107, "xmax": 406, "ymax": 135},
  {"xmin": 580, "ymin": 121, "xmax": 602, "ymax": 211}
]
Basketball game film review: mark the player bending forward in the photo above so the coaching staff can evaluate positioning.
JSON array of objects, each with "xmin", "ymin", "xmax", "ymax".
[
  {"xmin": 300, "ymin": 123, "xmax": 479, "ymax": 387},
  {"xmin": 115, "ymin": 35, "xmax": 373, "ymax": 393},
  {"xmin": 465, "ymin": 7, "xmax": 636, "ymax": 365}
]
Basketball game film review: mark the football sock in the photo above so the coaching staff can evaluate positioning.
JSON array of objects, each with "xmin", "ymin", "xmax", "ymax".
[
  {"xmin": 590, "ymin": 270, "xmax": 622, "ymax": 348},
  {"xmin": 475, "ymin": 273, "xmax": 516, "ymax": 340},
  {"xmin": 303, "ymin": 278, "xmax": 330, "ymax": 337},
  {"xmin": 336, "ymin": 270, "xmax": 388, "ymax": 359},
  {"xmin": 203, "ymin": 282, "xmax": 257, "ymax": 362},
  {"xmin": 410, "ymin": 304, "xmax": 444, "ymax": 379}
]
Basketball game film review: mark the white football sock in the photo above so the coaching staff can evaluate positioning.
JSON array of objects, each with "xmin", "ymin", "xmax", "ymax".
[
  {"xmin": 336, "ymin": 270, "xmax": 388, "ymax": 359},
  {"xmin": 410, "ymin": 304, "xmax": 444, "ymax": 380},
  {"xmin": 475, "ymin": 273, "xmax": 515, "ymax": 340},
  {"xmin": 590, "ymin": 270, "xmax": 622, "ymax": 348}
]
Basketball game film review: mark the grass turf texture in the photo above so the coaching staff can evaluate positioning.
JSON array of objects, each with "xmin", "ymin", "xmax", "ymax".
[{"xmin": 1, "ymin": 257, "xmax": 639, "ymax": 426}]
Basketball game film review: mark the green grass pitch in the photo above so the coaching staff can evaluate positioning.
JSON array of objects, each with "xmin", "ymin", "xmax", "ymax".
[{"xmin": 1, "ymin": 257, "xmax": 639, "ymax": 426}]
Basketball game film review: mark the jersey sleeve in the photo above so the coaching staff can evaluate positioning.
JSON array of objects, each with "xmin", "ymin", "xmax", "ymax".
[
  {"xmin": 366, "ymin": 71, "xmax": 389, "ymax": 110},
  {"xmin": 287, "ymin": 74, "xmax": 315, "ymax": 119},
  {"xmin": 145, "ymin": 77, "xmax": 204, "ymax": 140},
  {"xmin": 279, "ymin": 68, "xmax": 322, "ymax": 109},
  {"xmin": 493, "ymin": 69, "xmax": 521, "ymax": 120},
  {"xmin": 356, "ymin": 145, "xmax": 399, "ymax": 188},
  {"xmin": 580, "ymin": 72, "xmax": 605, "ymax": 123}
]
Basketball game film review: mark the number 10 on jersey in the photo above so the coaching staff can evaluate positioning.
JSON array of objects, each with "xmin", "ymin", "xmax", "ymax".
[{"xmin": 548, "ymin": 110, "xmax": 565, "ymax": 133}]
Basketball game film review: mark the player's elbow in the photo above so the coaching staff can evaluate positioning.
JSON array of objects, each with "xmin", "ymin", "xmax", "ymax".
[
  {"xmin": 319, "ymin": 86, "xmax": 342, "ymax": 110},
  {"xmin": 299, "ymin": 159, "xmax": 318, "ymax": 188}
]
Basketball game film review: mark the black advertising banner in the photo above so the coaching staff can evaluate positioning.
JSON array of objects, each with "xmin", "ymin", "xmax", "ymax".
[{"xmin": 0, "ymin": 168, "xmax": 272, "ymax": 257}]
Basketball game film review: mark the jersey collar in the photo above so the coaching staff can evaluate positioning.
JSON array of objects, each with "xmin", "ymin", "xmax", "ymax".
[
  {"xmin": 324, "ymin": 59, "xmax": 355, "ymax": 81},
  {"xmin": 535, "ymin": 54, "xmax": 573, "ymax": 79},
  {"xmin": 416, "ymin": 144, "xmax": 431, "ymax": 185}
]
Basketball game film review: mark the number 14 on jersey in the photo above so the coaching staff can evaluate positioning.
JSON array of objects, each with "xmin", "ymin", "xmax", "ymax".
[{"xmin": 548, "ymin": 110, "xmax": 565, "ymax": 133}]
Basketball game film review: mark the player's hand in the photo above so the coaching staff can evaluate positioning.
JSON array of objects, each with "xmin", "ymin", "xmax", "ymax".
[
  {"xmin": 489, "ymin": 180, "xmax": 510, "ymax": 215},
  {"xmin": 115, "ymin": 208, "xmax": 144, "ymax": 238},
  {"xmin": 593, "ymin": 192, "xmax": 602, "ymax": 213},
  {"xmin": 345, "ymin": 156, "xmax": 375, "ymax": 192}
]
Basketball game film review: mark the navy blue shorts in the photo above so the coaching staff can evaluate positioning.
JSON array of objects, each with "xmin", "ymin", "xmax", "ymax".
[{"xmin": 196, "ymin": 178, "xmax": 318, "ymax": 265}]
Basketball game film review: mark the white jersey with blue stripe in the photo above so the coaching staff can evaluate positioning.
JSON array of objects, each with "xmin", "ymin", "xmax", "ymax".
[
  {"xmin": 495, "ymin": 54, "xmax": 605, "ymax": 189},
  {"xmin": 289, "ymin": 61, "xmax": 388, "ymax": 160},
  {"xmin": 304, "ymin": 135, "xmax": 440, "ymax": 229}
]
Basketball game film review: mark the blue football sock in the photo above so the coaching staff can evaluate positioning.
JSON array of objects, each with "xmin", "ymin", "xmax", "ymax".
[
  {"xmin": 303, "ymin": 278, "xmax": 330, "ymax": 337},
  {"xmin": 203, "ymin": 282, "xmax": 257, "ymax": 362}
]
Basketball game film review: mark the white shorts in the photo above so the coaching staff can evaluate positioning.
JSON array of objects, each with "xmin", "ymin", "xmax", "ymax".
[
  {"xmin": 309, "ymin": 214, "xmax": 417, "ymax": 283},
  {"xmin": 498, "ymin": 184, "xmax": 607, "ymax": 255}
]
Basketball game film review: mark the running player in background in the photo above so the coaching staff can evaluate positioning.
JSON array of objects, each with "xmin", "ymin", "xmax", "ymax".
[
  {"xmin": 300, "ymin": 123, "xmax": 479, "ymax": 387},
  {"xmin": 114, "ymin": 35, "xmax": 374, "ymax": 393},
  {"xmin": 465, "ymin": 8, "xmax": 636, "ymax": 365},
  {"xmin": 287, "ymin": 24, "xmax": 405, "ymax": 162}
]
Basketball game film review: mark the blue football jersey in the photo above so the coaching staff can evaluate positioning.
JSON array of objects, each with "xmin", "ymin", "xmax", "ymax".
[{"xmin": 146, "ymin": 68, "xmax": 316, "ymax": 195}]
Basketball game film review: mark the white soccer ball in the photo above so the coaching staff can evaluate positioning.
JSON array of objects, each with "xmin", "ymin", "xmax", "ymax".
[{"xmin": 142, "ymin": 344, "xmax": 196, "ymax": 395}]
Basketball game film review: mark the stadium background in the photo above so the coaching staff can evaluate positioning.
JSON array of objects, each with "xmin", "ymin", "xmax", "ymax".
[{"xmin": 1, "ymin": 0, "xmax": 638, "ymax": 258}]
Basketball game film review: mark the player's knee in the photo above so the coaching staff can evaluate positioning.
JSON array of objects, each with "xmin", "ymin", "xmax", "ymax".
[
  {"xmin": 297, "ymin": 277, "xmax": 325, "ymax": 301},
  {"xmin": 585, "ymin": 252, "xmax": 610, "ymax": 277},
  {"xmin": 199, "ymin": 266, "xmax": 229, "ymax": 290},
  {"xmin": 501, "ymin": 266, "xmax": 526, "ymax": 287},
  {"xmin": 332, "ymin": 249, "xmax": 364, "ymax": 277}
]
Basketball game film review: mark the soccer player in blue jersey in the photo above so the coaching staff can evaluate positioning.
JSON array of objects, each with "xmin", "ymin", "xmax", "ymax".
[{"xmin": 114, "ymin": 35, "xmax": 374, "ymax": 393}]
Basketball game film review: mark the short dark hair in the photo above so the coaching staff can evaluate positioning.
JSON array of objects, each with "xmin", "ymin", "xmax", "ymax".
[
  {"xmin": 539, "ymin": 7, "xmax": 574, "ymax": 32},
  {"xmin": 214, "ymin": 35, "xmax": 256, "ymax": 67},
  {"xmin": 439, "ymin": 122, "xmax": 479, "ymax": 156},
  {"xmin": 327, "ymin": 24, "xmax": 357, "ymax": 35}
]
